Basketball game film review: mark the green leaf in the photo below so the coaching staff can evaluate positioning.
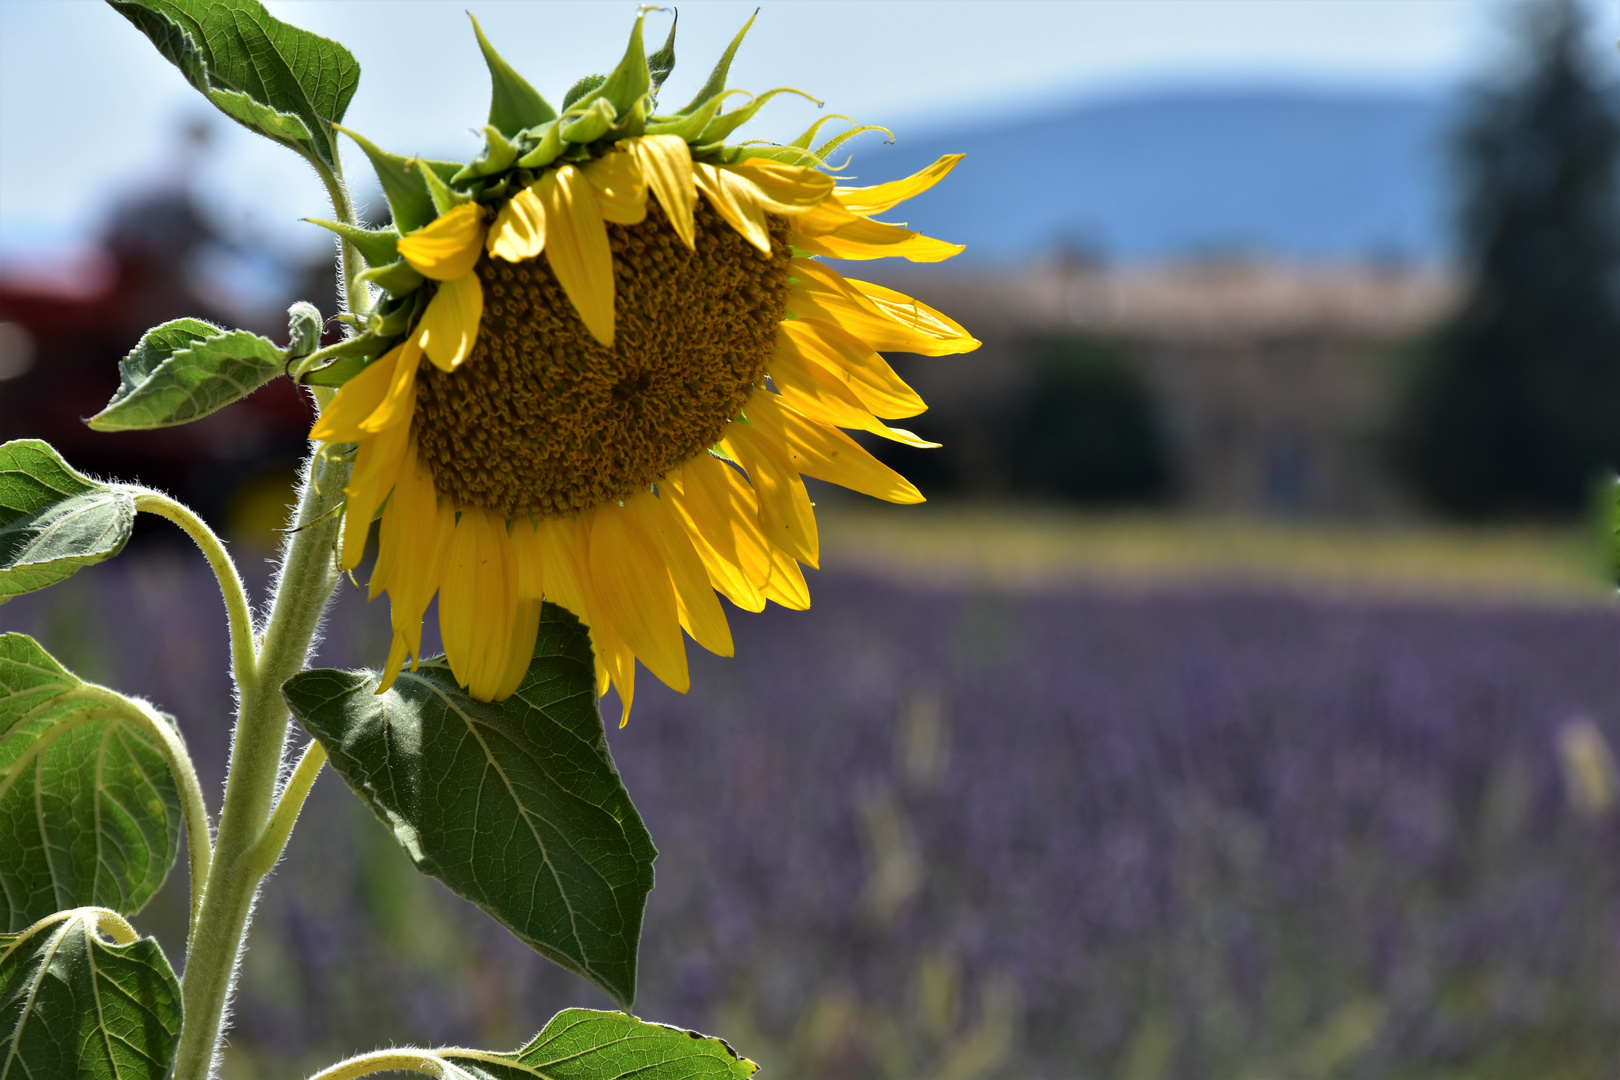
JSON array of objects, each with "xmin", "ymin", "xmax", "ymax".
[
  {"xmin": 0, "ymin": 441, "xmax": 134, "ymax": 604},
  {"xmin": 470, "ymin": 13, "xmax": 556, "ymax": 136},
  {"xmin": 0, "ymin": 908, "xmax": 182, "ymax": 1080},
  {"xmin": 416, "ymin": 1009, "xmax": 757, "ymax": 1079},
  {"xmin": 0, "ymin": 635, "xmax": 183, "ymax": 931},
  {"xmin": 107, "ymin": 0, "xmax": 359, "ymax": 172},
  {"xmin": 88, "ymin": 321, "xmax": 285, "ymax": 432},
  {"xmin": 282, "ymin": 604, "xmax": 657, "ymax": 1010}
]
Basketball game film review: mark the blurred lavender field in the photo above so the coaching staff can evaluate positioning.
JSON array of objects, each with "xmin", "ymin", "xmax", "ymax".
[{"xmin": 5, "ymin": 543, "xmax": 1617, "ymax": 1079}]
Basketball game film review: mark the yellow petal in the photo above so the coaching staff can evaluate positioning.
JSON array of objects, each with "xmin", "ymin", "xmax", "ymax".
[
  {"xmin": 724, "ymin": 160, "xmax": 835, "ymax": 216},
  {"xmin": 668, "ymin": 459, "xmax": 768, "ymax": 611},
  {"xmin": 788, "ymin": 258, "xmax": 977, "ymax": 356},
  {"xmin": 627, "ymin": 490, "xmax": 734, "ymax": 657},
  {"xmin": 583, "ymin": 151, "xmax": 648, "ymax": 225},
  {"xmin": 833, "ymin": 154, "xmax": 964, "ymax": 216},
  {"xmin": 419, "ymin": 273, "xmax": 483, "ymax": 371},
  {"xmin": 692, "ymin": 162, "xmax": 772, "ymax": 254},
  {"xmin": 625, "ymin": 134, "xmax": 697, "ymax": 249},
  {"xmin": 759, "ymin": 544, "xmax": 811, "ymax": 610},
  {"xmin": 339, "ymin": 414, "xmax": 411, "ymax": 570},
  {"xmin": 750, "ymin": 391, "xmax": 924, "ymax": 504},
  {"xmin": 721, "ymin": 421, "xmax": 819, "ymax": 568},
  {"xmin": 535, "ymin": 164, "xmax": 616, "ymax": 346},
  {"xmin": 593, "ymin": 623, "xmax": 637, "ymax": 727},
  {"xmin": 778, "ymin": 317, "xmax": 927, "ymax": 419},
  {"xmin": 359, "ymin": 334, "xmax": 423, "ymax": 434},
  {"xmin": 398, "ymin": 203, "xmax": 486, "ymax": 280},
  {"xmin": 769, "ymin": 337, "xmax": 937, "ymax": 447},
  {"xmin": 587, "ymin": 503, "xmax": 690, "ymax": 693},
  {"xmin": 383, "ymin": 483, "xmax": 457, "ymax": 672},
  {"xmin": 370, "ymin": 439, "xmax": 431, "ymax": 615},
  {"xmin": 487, "ymin": 185, "xmax": 545, "ymax": 262},
  {"xmin": 663, "ymin": 485, "xmax": 765, "ymax": 612},
  {"xmin": 856, "ymin": 276, "xmax": 979, "ymax": 349},
  {"xmin": 509, "ymin": 517, "xmax": 545, "ymax": 601},
  {"xmin": 495, "ymin": 598, "xmax": 543, "ymax": 700},
  {"xmin": 378, "ymin": 632, "xmax": 415, "ymax": 694},
  {"xmin": 535, "ymin": 514, "xmax": 594, "ymax": 627},
  {"xmin": 439, "ymin": 507, "xmax": 519, "ymax": 701},
  {"xmin": 793, "ymin": 215, "xmax": 965, "ymax": 263},
  {"xmin": 309, "ymin": 344, "xmax": 401, "ymax": 443}
]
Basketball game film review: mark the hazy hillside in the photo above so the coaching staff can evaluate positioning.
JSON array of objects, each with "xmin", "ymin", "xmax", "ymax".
[{"xmin": 845, "ymin": 89, "xmax": 1461, "ymax": 264}]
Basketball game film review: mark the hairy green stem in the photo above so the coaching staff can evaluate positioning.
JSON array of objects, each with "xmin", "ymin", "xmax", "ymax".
[
  {"xmin": 78, "ymin": 686, "xmax": 213, "ymax": 938},
  {"xmin": 172, "ymin": 445, "xmax": 350, "ymax": 1080},
  {"xmin": 243, "ymin": 739, "xmax": 327, "ymax": 879},
  {"xmin": 304, "ymin": 1050, "xmax": 450, "ymax": 1080},
  {"xmin": 132, "ymin": 490, "xmax": 256, "ymax": 695},
  {"xmin": 172, "ymin": 147, "xmax": 361, "ymax": 1080}
]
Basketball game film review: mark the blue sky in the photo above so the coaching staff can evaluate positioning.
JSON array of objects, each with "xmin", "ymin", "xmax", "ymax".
[{"xmin": 1, "ymin": 0, "xmax": 1614, "ymax": 263}]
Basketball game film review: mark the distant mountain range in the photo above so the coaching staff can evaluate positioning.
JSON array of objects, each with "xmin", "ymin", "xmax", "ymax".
[{"xmin": 844, "ymin": 88, "xmax": 1464, "ymax": 265}]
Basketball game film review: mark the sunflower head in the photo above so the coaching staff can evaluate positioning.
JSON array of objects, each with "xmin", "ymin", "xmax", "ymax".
[{"xmin": 301, "ymin": 10, "xmax": 977, "ymax": 718}]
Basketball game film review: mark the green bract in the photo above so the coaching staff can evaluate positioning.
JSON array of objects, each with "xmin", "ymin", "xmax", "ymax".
[{"xmin": 296, "ymin": 8, "xmax": 888, "ymax": 386}]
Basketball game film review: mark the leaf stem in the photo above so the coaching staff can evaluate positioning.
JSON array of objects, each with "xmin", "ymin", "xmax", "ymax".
[
  {"xmin": 78, "ymin": 685, "xmax": 214, "ymax": 939},
  {"xmin": 313, "ymin": 153, "xmax": 373, "ymax": 324},
  {"xmin": 244, "ymin": 739, "xmax": 327, "ymax": 879},
  {"xmin": 131, "ymin": 490, "xmax": 257, "ymax": 696},
  {"xmin": 305, "ymin": 1050, "xmax": 451, "ymax": 1080}
]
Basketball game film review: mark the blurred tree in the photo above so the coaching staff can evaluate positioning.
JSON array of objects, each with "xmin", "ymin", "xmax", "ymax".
[
  {"xmin": 1008, "ymin": 334, "xmax": 1171, "ymax": 504},
  {"xmin": 1395, "ymin": 0, "xmax": 1620, "ymax": 517}
]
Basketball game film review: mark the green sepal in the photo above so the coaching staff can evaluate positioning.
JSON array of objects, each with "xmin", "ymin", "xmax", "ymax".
[
  {"xmin": 677, "ymin": 9, "xmax": 756, "ymax": 116},
  {"xmin": 0, "ymin": 909, "xmax": 182, "ymax": 1079},
  {"xmin": 470, "ymin": 12, "xmax": 556, "ymax": 136},
  {"xmin": 297, "ymin": 332, "xmax": 395, "ymax": 387},
  {"xmin": 648, "ymin": 11, "xmax": 677, "ymax": 97},
  {"xmin": 407, "ymin": 1009, "xmax": 757, "ymax": 1079},
  {"xmin": 417, "ymin": 157, "xmax": 472, "ymax": 214},
  {"xmin": 516, "ymin": 119, "xmax": 566, "ymax": 169},
  {"xmin": 305, "ymin": 218, "xmax": 400, "ymax": 267},
  {"xmin": 586, "ymin": 10, "xmax": 651, "ymax": 117},
  {"xmin": 0, "ymin": 634, "xmax": 183, "ymax": 930},
  {"xmin": 563, "ymin": 74, "xmax": 608, "ymax": 112},
  {"xmin": 90, "ymin": 322, "xmax": 286, "ymax": 432},
  {"xmin": 338, "ymin": 125, "xmax": 436, "ymax": 233},
  {"xmin": 700, "ymin": 87, "xmax": 821, "ymax": 145},
  {"xmin": 454, "ymin": 125, "xmax": 520, "ymax": 182},
  {"xmin": 815, "ymin": 122, "xmax": 892, "ymax": 162},
  {"xmin": 0, "ymin": 441, "xmax": 134, "ymax": 604},
  {"xmin": 286, "ymin": 300, "xmax": 323, "ymax": 358},
  {"xmin": 561, "ymin": 97, "xmax": 620, "ymax": 145},
  {"xmin": 282, "ymin": 603, "xmax": 657, "ymax": 1010},
  {"xmin": 646, "ymin": 90, "xmax": 730, "ymax": 143},
  {"xmin": 369, "ymin": 290, "xmax": 426, "ymax": 337},
  {"xmin": 359, "ymin": 259, "xmax": 425, "ymax": 296},
  {"xmin": 108, "ymin": 0, "xmax": 358, "ymax": 173}
]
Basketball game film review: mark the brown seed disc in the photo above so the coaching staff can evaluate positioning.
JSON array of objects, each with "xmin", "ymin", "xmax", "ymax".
[{"xmin": 412, "ymin": 197, "xmax": 793, "ymax": 519}]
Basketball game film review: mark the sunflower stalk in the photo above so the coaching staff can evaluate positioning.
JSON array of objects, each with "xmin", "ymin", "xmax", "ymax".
[{"xmin": 167, "ymin": 157, "xmax": 361, "ymax": 1079}]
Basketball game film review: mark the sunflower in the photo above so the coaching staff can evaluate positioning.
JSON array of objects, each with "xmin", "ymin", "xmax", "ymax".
[{"xmin": 301, "ymin": 11, "xmax": 976, "ymax": 719}]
